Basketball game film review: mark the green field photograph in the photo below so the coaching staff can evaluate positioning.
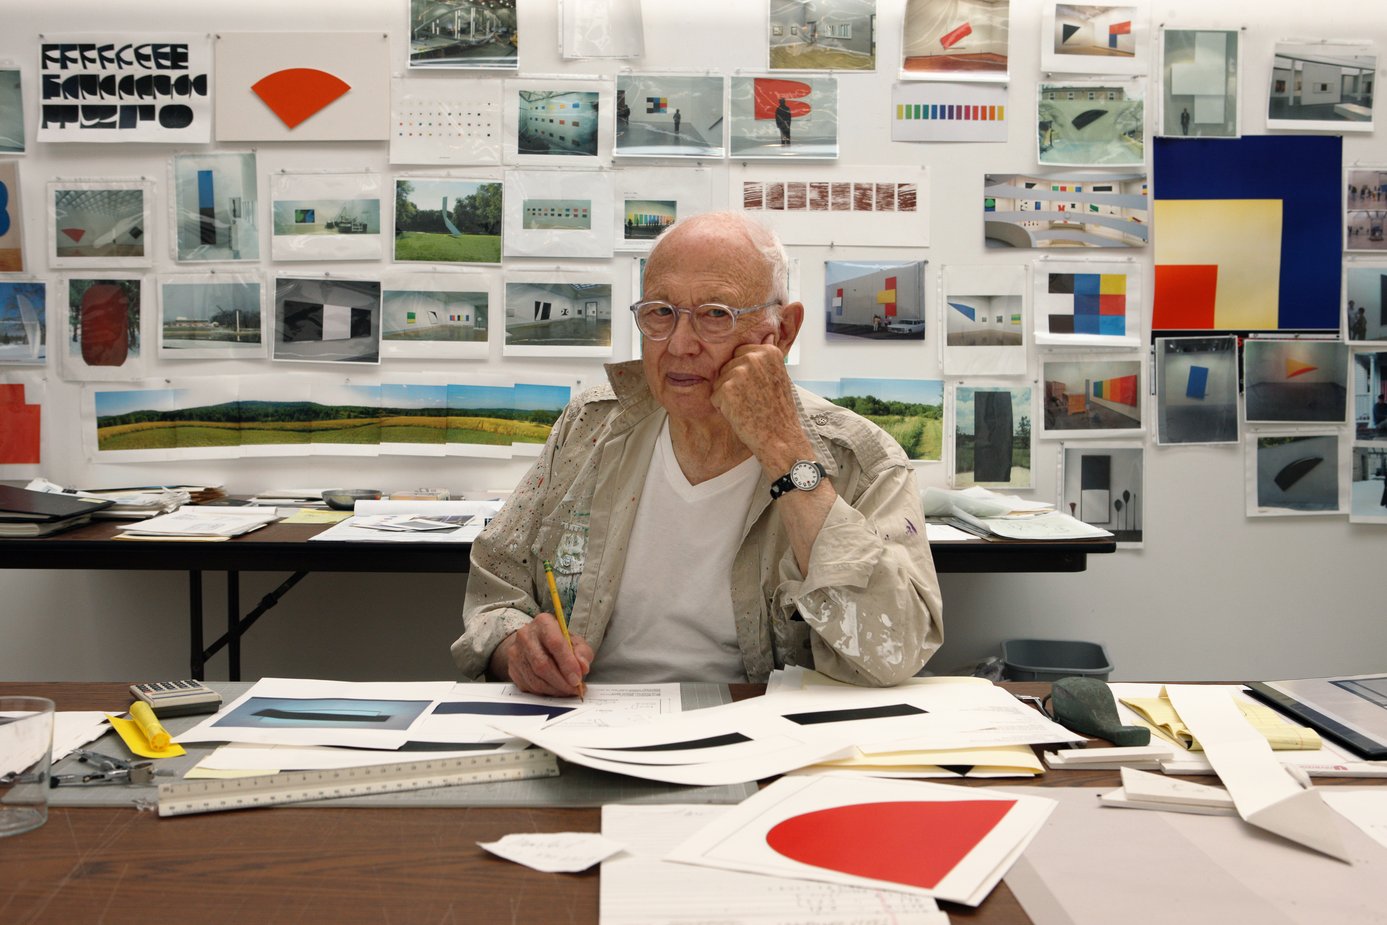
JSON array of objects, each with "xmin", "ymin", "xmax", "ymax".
[
  {"xmin": 446, "ymin": 382, "xmax": 559, "ymax": 448},
  {"xmin": 395, "ymin": 178, "xmax": 502, "ymax": 264},
  {"xmin": 798, "ymin": 376, "xmax": 944, "ymax": 462}
]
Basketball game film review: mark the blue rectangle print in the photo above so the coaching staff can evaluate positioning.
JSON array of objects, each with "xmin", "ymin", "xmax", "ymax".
[{"xmin": 1186, "ymin": 365, "xmax": 1209, "ymax": 399}]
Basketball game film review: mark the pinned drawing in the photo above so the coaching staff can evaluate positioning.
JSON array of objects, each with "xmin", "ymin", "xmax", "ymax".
[
  {"xmin": 381, "ymin": 272, "xmax": 494, "ymax": 360},
  {"xmin": 942, "ymin": 264, "xmax": 1026, "ymax": 376},
  {"xmin": 1345, "ymin": 168, "xmax": 1387, "ymax": 254},
  {"xmin": 390, "ymin": 78, "xmax": 503, "ymax": 166},
  {"xmin": 272, "ymin": 277, "xmax": 382, "ymax": 365},
  {"xmin": 270, "ymin": 172, "xmax": 384, "ymax": 262},
  {"xmin": 503, "ymin": 277, "xmax": 613, "ymax": 358}
]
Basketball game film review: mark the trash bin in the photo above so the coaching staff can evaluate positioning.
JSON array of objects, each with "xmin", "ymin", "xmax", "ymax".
[{"xmin": 1001, "ymin": 638, "xmax": 1112, "ymax": 682}]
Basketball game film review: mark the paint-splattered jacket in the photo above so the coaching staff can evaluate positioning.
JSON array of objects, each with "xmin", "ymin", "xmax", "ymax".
[{"xmin": 451, "ymin": 360, "xmax": 943, "ymax": 686}]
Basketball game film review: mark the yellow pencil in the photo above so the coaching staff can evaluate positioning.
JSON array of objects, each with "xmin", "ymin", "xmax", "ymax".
[{"xmin": 543, "ymin": 560, "xmax": 585, "ymax": 701}]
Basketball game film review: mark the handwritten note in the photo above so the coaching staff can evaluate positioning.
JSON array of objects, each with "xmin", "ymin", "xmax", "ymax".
[{"xmin": 478, "ymin": 833, "xmax": 625, "ymax": 873}]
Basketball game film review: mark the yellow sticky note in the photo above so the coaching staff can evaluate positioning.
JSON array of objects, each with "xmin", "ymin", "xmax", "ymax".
[
  {"xmin": 282, "ymin": 509, "xmax": 353, "ymax": 524},
  {"xmin": 105, "ymin": 713, "xmax": 186, "ymax": 759}
]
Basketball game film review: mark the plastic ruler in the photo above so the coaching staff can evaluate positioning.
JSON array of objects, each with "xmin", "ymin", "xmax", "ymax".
[{"xmin": 157, "ymin": 748, "xmax": 560, "ymax": 817}]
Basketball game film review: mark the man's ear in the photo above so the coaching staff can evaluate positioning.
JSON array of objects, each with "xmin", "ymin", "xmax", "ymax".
[{"xmin": 773, "ymin": 301, "xmax": 805, "ymax": 355}]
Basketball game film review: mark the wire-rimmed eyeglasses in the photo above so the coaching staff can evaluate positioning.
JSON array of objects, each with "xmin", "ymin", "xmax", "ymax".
[{"xmin": 630, "ymin": 300, "xmax": 778, "ymax": 341}]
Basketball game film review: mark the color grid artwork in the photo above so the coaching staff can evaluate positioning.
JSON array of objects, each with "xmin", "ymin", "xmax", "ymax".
[
  {"xmin": 1046, "ymin": 272, "xmax": 1125, "ymax": 335},
  {"xmin": 1152, "ymin": 135, "xmax": 1342, "ymax": 331}
]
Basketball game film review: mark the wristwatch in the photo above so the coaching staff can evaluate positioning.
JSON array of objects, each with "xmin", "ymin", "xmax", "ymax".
[{"xmin": 770, "ymin": 460, "xmax": 826, "ymax": 500}]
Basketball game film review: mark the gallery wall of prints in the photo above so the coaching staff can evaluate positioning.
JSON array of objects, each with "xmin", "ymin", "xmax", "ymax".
[{"xmin": 1, "ymin": 0, "xmax": 1386, "ymax": 684}]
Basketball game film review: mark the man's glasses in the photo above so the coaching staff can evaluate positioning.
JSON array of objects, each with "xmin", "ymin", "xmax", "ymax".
[{"xmin": 630, "ymin": 300, "xmax": 777, "ymax": 341}]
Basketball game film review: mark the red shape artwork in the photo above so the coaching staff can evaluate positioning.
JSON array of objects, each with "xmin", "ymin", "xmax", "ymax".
[
  {"xmin": 1152, "ymin": 264, "xmax": 1217, "ymax": 329},
  {"xmin": 80, "ymin": 282, "xmax": 130, "ymax": 367},
  {"xmin": 62, "ymin": 228, "xmax": 85, "ymax": 243},
  {"xmin": 752, "ymin": 78, "xmax": 812, "ymax": 120},
  {"xmin": 0, "ymin": 401, "xmax": 40, "ymax": 464},
  {"xmin": 940, "ymin": 23, "xmax": 973, "ymax": 49},
  {"xmin": 765, "ymin": 800, "xmax": 1014, "ymax": 890},
  {"xmin": 250, "ymin": 68, "xmax": 352, "ymax": 129}
]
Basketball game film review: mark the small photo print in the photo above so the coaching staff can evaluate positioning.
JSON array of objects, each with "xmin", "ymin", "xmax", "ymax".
[
  {"xmin": 951, "ymin": 384, "xmax": 1033, "ymax": 489},
  {"xmin": 517, "ymin": 89, "xmax": 599, "ymax": 156},
  {"xmin": 1159, "ymin": 28, "xmax": 1239, "ymax": 138},
  {"xmin": 769, "ymin": 0, "xmax": 877, "ymax": 72},
  {"xmin": 381, "ymin": 286, "xmax": 489, "ymax": 359},
  {"xmin": 728, "ymin": 75, "xmax": 839, "ymax": 159},
  {"xmin": 1040, "ymin": 357, "xmax": 1143, "ymax": 437},
  {"xmin": 1350, "ymin": 445, "xmax": 1387, "ymax": 524},
  {"xmin": 615, "ymin": 74, "xmax": 725, "ymax": 159},
  {"xmin": 272, "ymin": 277, "xmax": 382, "ymax": 365},
  {"xmin": 1243, "ymin": 339, "xmax": 1348, "ymax": 424},
  {"xmin": 623, "ymin": 199, "xmax": 676, "ymax": 242},
  {"xmin": 984, "ymin": 172, "xmax": 1148, "ymax": 248},
  {"xmin": 837, "ymin": 377, "xmax": 943, "ymax": 461},
  {"xmin": 1155, "ymin": 335, "xmax": 1239, "ymax": 445},
  {"xmin": 158, "ymin": 277, "xmax": 264, "ymax": 359},
  {"xmin": 408, "ymin": 0, "xmax": 517, "ymax": 70},
  {"xmin": 0, "ymin": 161, "xmax": 23, "ymax": 272},
  {"xmin": 503, "ymin": 280, "xmax": 612, "ymax": 357},
  {"xmin": 66, "ymin": 277, "xmax": 143, "ymax": 377},
  {"xmin": 0, "ymin": 68, "xmax": 22, "ymax": 153},
  {"xmin": 270, "ymin": 172, "xmax": 385, "ymax": 262},
  {"xmin": 901, "ymin": 0, "xmax": 1010, "ymax": 81},
  {"xmin": 0, "ymin": 281, "xmax": 46, "ymax": 365},
  {"xmin": 1060, "ymin": 444, "xmax": 1143, "ymax": 545},
  {"xmin": 824, "ymin": 260, "xmax": 926, "ymax": 339},
  {"xmin": 1354, "ymin": 350, "xmax": 1387, "ymax": 440},
  {"xmin": 172, "ymin": 152, "xmax": 260, "ymax": 262},
  {"xmin": 51, "ymin": 183, "xmax": 151, "ymax": 267},
  {"xmin": 1037, "ymin": 80, "xmax": 1143, "ymax": 167},
  {"xmin": 1249, "ymin": 433, "xmax": 1342, "ymax": 516},
  {"xmin": 1345, "ymin": 168, "xmax": 1387, "ymax": 253},
  {"xmin": 393, "ymin": 178, "xmax": 502, "ymax": 264},
  {"xmin": 1268, "ymin": 42, "xmax": 1375, "ymax": 133},
  {"xmin": 523, "ymin": 199, "xmax": 591, "ymax": 231}
]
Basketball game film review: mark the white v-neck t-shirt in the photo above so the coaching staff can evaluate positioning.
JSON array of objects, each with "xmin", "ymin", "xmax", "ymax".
[{"xmin": 586, "ymin": 421, "xmax": 762, "ymax": 683}]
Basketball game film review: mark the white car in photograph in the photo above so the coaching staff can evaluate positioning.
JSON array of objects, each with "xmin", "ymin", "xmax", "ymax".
[{"xmin": 886, "ymin": 318, "xmax": 925, "ymax": 335}]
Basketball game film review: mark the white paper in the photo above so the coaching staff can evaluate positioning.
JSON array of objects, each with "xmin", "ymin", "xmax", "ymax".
[
  {"xmin": 602, "ymin": 804, "xmax": 948, "ymax": 925},
  {"xmin": 1322, "ymin": 790, "xmax": 1387, "ymax": 851},
  {"xmin": 733, "ymin": 164, "xmax": 928, "ymax": 247},
  {"xmin": 481, "ymin": 832, "xmax": 625, "ymax": 873},
  {"xmin": 52, "ymin": 711, "xmax": 109, "ymax": 762},
  {"xmin": 270, "ymin": 173, "xmax": 385, "ymax": 263}
]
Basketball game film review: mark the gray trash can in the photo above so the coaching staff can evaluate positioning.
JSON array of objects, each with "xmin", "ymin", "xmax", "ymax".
[{"xmin": 1001, "ymin": 638, "xmax": 1112, "ymax": 682}]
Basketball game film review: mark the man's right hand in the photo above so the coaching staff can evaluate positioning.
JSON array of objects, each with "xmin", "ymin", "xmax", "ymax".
[{"xmin": 489, "ymin": 614, "xmax": 593, "ymax": 697}]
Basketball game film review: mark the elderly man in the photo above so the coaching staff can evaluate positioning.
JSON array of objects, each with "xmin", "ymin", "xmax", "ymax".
[{"xmin": 453, "ymin": 211, "xmax": 941, "ymax": 694}]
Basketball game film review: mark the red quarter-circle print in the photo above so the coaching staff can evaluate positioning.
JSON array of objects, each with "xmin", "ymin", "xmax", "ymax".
[{"xmin": 251, "ymin": 68, "xmax": 352, "ymax": 129}]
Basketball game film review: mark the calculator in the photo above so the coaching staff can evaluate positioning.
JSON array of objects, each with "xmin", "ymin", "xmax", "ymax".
[{"xmin": 129, "ymin": 680, "xmax": 223, "ymax": 717}]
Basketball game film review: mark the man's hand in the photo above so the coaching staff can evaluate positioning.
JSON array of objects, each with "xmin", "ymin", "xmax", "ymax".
[
  {"xmin": 710, "ymin": 338, "xmax": 808, "ymax": 473},
  {"xmin": 489, "ymin": 614, "xmax": 593, "ymax": 697}
]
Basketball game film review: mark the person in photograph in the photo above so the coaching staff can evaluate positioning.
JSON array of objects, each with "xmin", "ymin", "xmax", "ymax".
[
  {"xmin": 454, "ymin": 211, "xmax": 942, "ymax": 693},
  {"xmin": 1351, "ymin": 303, "xmax": 1367, "ymax": 341},
  {"xmin": 1179, "ymin": 107, "xmax": 1190, "ymax": 135},
  {"xmin": 775, "ymin": 97, "xmax": 792, "ymax": 145},
  {"xmin": 1374, "ymin": 392, "xmax": 1387, "ymax": 432},
  {"xmin": 673, "ymin": 108, "xmax": 681, "ymax": 134}
]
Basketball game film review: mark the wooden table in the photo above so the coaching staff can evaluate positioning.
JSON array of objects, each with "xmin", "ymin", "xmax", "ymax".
[
  {"xmin": 2, "ymin": 521, "xmax": 1115, "ymax": 681},
  {"xmin": 0, "ymin": 681, "xmax": 1128, "ymax": 925}
]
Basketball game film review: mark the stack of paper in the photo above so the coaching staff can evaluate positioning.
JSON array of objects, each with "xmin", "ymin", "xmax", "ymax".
[
  {"xmin": 25, "ymin": 478, "xmax": 188, "ymax": 519},
  {"xmin": 310, "ymin": 500, "xmax": 503, "ymax": 543},
  {"xmin": 1099, "ymin": 766, "xmax": 1236, "ymax": 816},
  {"xmin": 115, "ymin": 508, "xmax": 279, "ymax": 540},
  {"xmin": 922, "ymin": 486, "xmax": 1111, "ymax": 540}
]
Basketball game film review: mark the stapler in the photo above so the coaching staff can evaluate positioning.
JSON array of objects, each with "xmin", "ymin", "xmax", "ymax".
[{"xmin": 1046, "ymin": 676, "xmax": 1151, "ymax": 746}]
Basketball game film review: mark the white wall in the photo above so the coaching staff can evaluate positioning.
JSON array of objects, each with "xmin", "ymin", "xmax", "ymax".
[{"xmin": 2, "ymin": 0, "xmax": 1385, "ymax": 684}]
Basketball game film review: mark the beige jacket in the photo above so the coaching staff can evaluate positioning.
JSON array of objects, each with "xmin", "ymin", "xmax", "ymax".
[{"xmin": 452, "ymin": 360, "xmax": 943, "ymax": 685}]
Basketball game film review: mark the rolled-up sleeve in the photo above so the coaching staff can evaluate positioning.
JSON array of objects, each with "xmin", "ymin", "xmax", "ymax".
[{"xmin": 773, "ymin": 463, "xmax": 942, "ymax": 686}]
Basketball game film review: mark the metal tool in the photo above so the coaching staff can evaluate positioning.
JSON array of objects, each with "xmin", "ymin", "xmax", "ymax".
[{"xmin": 49, "ymin": 749, "xmax": 171, "ymax": 787}]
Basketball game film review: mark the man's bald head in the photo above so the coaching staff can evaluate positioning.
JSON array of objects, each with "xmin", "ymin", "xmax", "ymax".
[{"xmin": 644, "ymin": 211, "xmax": 790, "ymax": 309}]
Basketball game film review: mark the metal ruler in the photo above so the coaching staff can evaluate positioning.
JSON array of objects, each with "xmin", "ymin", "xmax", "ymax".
[{"xmin": 157, "ymin": 748, "xmax": 560, "ymax": 817}]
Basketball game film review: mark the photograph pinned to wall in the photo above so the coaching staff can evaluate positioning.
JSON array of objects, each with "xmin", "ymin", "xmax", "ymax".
[
  {"xmin": 837, "ymin": 377, "xmax": 944, "ymax": 462},
  {"xmin": 307, "ymin": 379, "xmax": 382, "ymax": 456},
  {"xmin": 170, "ymin": 152, "xmax": 259, "ymax": 263},
  {"xmin": 38, "ymin": 33, "xmax": 211, "ymax": 143},
  {"xmin": 509, "ymin": 379, "xmax": 577, "ymax": 456},
  {"xmin": 62, "ymin": 276, "xmax": 145, "ymax": 382},
  {"xmin": 0, "ymin": 377, "xmax": 43, "ymax": 469},
  {"xmin": 983, "ymin": 172, "xmax": 1148, "ymax": 249},
  {"xmin": 1346, "ymin": 265, "xmax": 1387, "ymax": 342},
  {"xmin": 951, "ymin": 383, "xmax": 1033, "ymax": 489},
  {"xmin": 728, "ymin": 75, "xmax": 838, "ymax": 159},
  {"xmin": 1060, "ymin": 444, "xmax": 1143, "ymax": 545},
  {"xmin": 0, "ymin": 68, "xmax": 22, "ymax": 152},
  {"xmin": 0, "ymin": 160, "xmax": 24, "ymax": 271},
  {"xmin": 88, "ymin": 378, "xmax": 242, "ymax": 462},
  {"xmin": 1349, "ymin": 444, "xmax": 1387, "ymax": 524},
  {"xmin": 1039, "ymin": 355, "xmax": 1143, "ymax": 438},
  {"xmin": 1267, "ymin": 42, "xmax": 1375, "ymax": 133},
  {"xmin": 234, "ymin": 373, "xmax": 314, "ymax": 458},
  {"xmin": 614, "ymin": 74, "xmax": 725, "ymax": 159},
  {"xmin": 272, "ymin": 277, "xmax": 382, "ymax": 365},
  {"xmin": 441, "ymin": 376, "xmax": 521, "ymax": 459},
  {"xmin": 379, "ymin": 377, "xmax": 449, "ymax": 457},
  {"xmin": 901, "ymin": 0, "xmax": 1009, "ymax": 81},
  {"xmin": 157, "ymin": 274, "xmax": 265, "ymax": 360},
  {"xmin": 769, "ymin": 0, "xmax": 877, "ymax": 71},
  {"xmin": 1353, "ymin": 349, "xmax": 1387, "ymax": 441},
  {"xmin": 409, "ymin": 0, "xmax": 517, "ymax": 70},
  {"xmin": 48, "ymin": 180, "xmax": 153, "ymax": 269},
  {"xmin": 0, "ymin": 281, "xmax": 46, "ymax": 366},
  {"xmin": 270, "ymin": 172, "xmax": 384, "ymax": 262},
  {"xmin": 1243, "ymin": 338, "xmax": 1347, "ymax": 424},
  {"xmin": 503, "ymin": 168, "xmax": 614, "ymax": 259},
  {"xmin": 1037, "ymin": 79, "xmax": 1144, "ymax": 167},
  {"xmin": 393, "ymin": 177, "xmax": 502, "ymax": 265},
  {"xmin": 612, "ymin": 165, "xmax": 712, "ymax": 252},
  {"xmin": 824, "ymin": 260, "xmax": 926, "ymax": 340},
  {"xmin": 505, "ymin": 79, "xmax": 612, "ymax": 165},
  {"xmin": 381, "ymin": 271, "xmax": 494, "ymax": 360},
  {"xmin": 891, "ymin": 81, "xmax": 1008, "ymax": 143},
  {"xmin": 1033, "ymin": 259, "xmax": 1140, "ymax": 347},
  {"xmin": 1040, "ymin": 3, "xmax": 1147, "ymax": 76},
  {"xmin": 390, "ymin": 78, "xmax": 503, "ymax": 166},
  {"xmin": 503, "ymin": 273, "xmax": 612, "ymax": 359},
  {"xmin": 1345, "ymin": 167, "xmax": 1387, "ymax": 254},
  {"xmin": 1158, "ymin": 28, "xmax": 1240, "ymax": 138},
  {"xmin": 1155, "ymin": 335, "xmax": 1239, "ymax": 446},
  {"xmin": 941, "ymin": 263, "xmax": 1026, "ymax": 376},
  {"xmin": 734, "ymin": 164, "xmax": 928, "ymax": 247},
  {"xmin": 1247, "ymin": 432, "xmax": 1344, "ymax": 517},
  {"xmin": 562, "ymin": 0, "xmax": 644, "ymax": 58},
  {"xmin": 215, "ymin": 32, "xmax": 389, "ymax": 142},
  {"xmin": 1153, "ymin": 135, "xmax": 1341, "ymax": 334}
]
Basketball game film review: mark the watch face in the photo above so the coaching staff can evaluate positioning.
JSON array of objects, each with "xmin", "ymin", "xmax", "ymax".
[{"xmin": 789, "ymin": 460, "xmax": 821, "ymax": 491}]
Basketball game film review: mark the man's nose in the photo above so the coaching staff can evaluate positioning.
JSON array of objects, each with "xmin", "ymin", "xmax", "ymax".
[{"xmin": 666, "ymin": 310, "xmax": 701, "ymax": 353}]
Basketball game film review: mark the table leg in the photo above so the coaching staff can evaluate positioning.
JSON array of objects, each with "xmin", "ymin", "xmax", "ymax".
[
  {"xmin": 189, "ymin": 570, "xmax": 204, "ymax": 681},
  {"xmin": 228, "ymin": 570, "xmax": 240, "ymax": 682}
]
